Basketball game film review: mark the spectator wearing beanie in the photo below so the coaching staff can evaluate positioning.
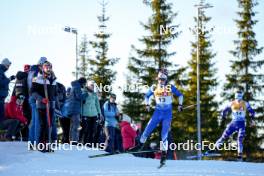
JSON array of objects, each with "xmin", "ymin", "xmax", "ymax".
[
  {"xmin": 65, "ymin": 77, "xmax": 88, "ymax": 144},
  {"xmin": 120, "ymin": 114, "xmax": 137, "ymax": 151},
  {"xmin": 0, "ymin": 58, "xmax": 15, "ymax": 123},
  {"xmin": 28, "ymin": 57, "xmax": 47, "ymax": 145},
  {"xmin": 12, "ymin": 65, "xmax": 31, "ymax": 140},
  {"xmin": 103, "ymin": 93, "xmax": 120, "ymax": 153},
  {"xmin": 80, "ymin": 80, "xmax": 102, "ymax": 145}
]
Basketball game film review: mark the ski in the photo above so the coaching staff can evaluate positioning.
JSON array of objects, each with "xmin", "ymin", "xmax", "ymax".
[
  {"xmin": 186, "ymin": 152, "xmax": 221, "ymax": 159},
  {"xmin": 226, "ymin": 157, "xmax": 244, "ymax": 162},
  {"xmin": 89, "ymin": 149, "xmax": 159, "ymax": 158}
]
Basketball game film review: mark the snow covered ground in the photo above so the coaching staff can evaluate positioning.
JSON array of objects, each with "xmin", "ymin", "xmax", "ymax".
[{"xmin": 0, "ymin": 142, "xmax": 263, "ymax": 176}]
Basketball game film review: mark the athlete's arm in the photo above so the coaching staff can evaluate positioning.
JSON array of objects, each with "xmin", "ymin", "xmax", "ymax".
[
  {"xmin": 171, "ymin": 85, "xmax": 183, "ymax": 105},
  {"xmin": 222, "ymin": 103, "xmax": 232, "ymax": 119},
  {"xmin": 144, "ymin": 86, "xmax": 154, "ymax": 105},
  {"xmin": 246, "ymin": 102, "xmax": 255, "ymax": 119}
]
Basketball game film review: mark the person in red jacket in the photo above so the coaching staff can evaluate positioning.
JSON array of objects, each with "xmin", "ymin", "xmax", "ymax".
[
  {"xmin": 5, "ymin": 95, "xmax": 28, "ymax": 124},
  {"xmin": 120, "ymin": 114, "xmax": 137, "ymax": 151},
  {"xmin": 0, "ymin": 95, "xmax": 27, "ymax": 140}
]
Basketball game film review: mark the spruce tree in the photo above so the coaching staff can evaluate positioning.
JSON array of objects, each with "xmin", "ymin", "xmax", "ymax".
[
  {"xmin": 88, "ymin": 0, "xmax": 119, "ymax": 99},
  {"xmin": 176, "ymin": 1, "xmax": 219, "ymax": 143},
  {"xmin": 123, "ymin": 0, "xmax": 184, "ymax": 142},
  {"xmin": 78, "ymin": 35, "xmax": 89, "ymax": 78},
  {"xmin": 223, "ymin": 0, "xmax": 263, "ymax": 158}
]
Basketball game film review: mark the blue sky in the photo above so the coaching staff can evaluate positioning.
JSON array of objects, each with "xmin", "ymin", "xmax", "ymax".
[{"xmin": 0, "ymin": 0, "xmax": 263, "ymax": 104}]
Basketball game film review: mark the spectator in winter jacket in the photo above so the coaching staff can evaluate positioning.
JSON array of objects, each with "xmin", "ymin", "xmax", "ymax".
[
  {"xmin": 120, "ymin": 114, "xmax": 137, "ymax": 151},
  {"xmin": 28, "ymin": 57, "xmax": 48, "ymax": 144},
  {"xmin": 0, "ymin": 58, "xmax": 15, "ymax": 123},
  {"xmin": 80, "ymin": 80, "xmax": 102, "ymax": 144},
  {"xmin": 65, "ymin": 77, "xmax": 87, "ymax": 144},
  {"xmin": 56, "ymin": 82, "xmax": 66, "ymax": 110},
  {"xmin": 13, "ymin": 68, "xmax": 30, "ymax": 140},
  {"xmin": 31, "ymin": 61, "xmax": 57, "ymax": 152},
  {"xmin": 94, "ymin": 91, "xmax": 106, "ymax": 144},
  {"xmin": 13, "ymin": 71, "xmax": 29, "ymax": 97},
  {"xmin": 56, "ymin": 83, "xmax": 71, "ymax": 144},
  {"xmin": 50, "ymin": 82, "xmax": 67, "ymax": 142},
  {"xmin": 103, "ymin": 93, "xmax": 120, "ymax": 153},
  {"xmin": 5, "ymin": 95, "xmax": 28, "ymax": 124},
  {"xmin": 0, "ymin": 95, "xmax": 27, "ymax": 140}
]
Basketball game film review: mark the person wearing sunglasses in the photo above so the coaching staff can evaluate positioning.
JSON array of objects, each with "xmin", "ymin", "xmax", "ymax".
[
  {"xmin": 31, "ymin": 61, "xmax": 57, "ymax": 152},
  {"xmin": 129, "ymin": 69, "xmax": 183, "ymax": 166},
  {"xmin": 213, "ymin": 90, "xmax": 255, "ymax": 161}
]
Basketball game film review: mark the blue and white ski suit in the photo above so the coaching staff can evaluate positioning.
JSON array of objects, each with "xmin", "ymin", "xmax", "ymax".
[
  {"xmin": 140, "ymin": 84, "xmax": 183, "ymax": 150},
  {"xmin": 215, "ymin": 100, "xmax": 255, "ymax": 154}
]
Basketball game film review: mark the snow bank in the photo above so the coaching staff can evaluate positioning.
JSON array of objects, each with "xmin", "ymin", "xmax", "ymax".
[{"xmin": 0, "ymin": 142, "xmax": 263, "ymax": 176}]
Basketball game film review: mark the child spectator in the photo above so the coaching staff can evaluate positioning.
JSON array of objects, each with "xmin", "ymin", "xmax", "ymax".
[{"xmin": 120, "ymin": 114, "xmax": 137, "ymax": 151}]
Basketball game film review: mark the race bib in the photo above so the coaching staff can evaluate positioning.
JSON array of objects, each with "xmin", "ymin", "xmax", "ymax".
[
  {"xmin": 232, "ymin": 111, "xmax": 246, "ymax": 121},
  {"xmin": 155, "ymin": 96, "xmax": 172, "ymax": 105},
  {"xmin": 154, "ymin": 86, "xmax": 173, "ymax": 106},
  {"xmin": 231, "ymin": 101, "xmax": 246, "ymax": 121}
]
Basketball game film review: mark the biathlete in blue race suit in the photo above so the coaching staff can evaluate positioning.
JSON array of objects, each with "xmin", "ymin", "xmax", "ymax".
[
  {"xmin": 130, "ymin": 69, "xmax": 183, "ymax": 165},
  {"xmin": 214, "ymin": 90, "xmax": 255, "ymax": 159}
]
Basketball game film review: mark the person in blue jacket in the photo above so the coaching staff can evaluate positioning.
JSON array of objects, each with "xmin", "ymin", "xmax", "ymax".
[
  {"xmin": 130, "ymin": 69, "xmax": 183, "ymax": 166},
  {"xmin": 103, "ymin": 93, "xmax": 120, "ymax": 153},
  {"xmin": 57, "ymin": 84, "xmax": 70, "ymax": 143},
  {"xmin": 66, "ymin": 77, "xmax": 87, "ymax": 144},
  {"xmin": 0, "ymin": 58, "xmax": 15, "ymax": 123}
]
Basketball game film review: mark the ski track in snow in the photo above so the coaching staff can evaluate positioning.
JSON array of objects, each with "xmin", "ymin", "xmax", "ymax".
[{"xmin": 0, "ymin": 142, "xmax": 263, "ymax": 176}]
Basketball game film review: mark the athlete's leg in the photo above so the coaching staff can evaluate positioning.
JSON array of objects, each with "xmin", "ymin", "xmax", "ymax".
[
  {"xmin": 237, "ymin": 121, "xmax": 246, "ymax": 155},
  {"xmin": 160, "ymin": 110, "xmax": 172, "ymax": 151},
  {"xmin": 140, "ymin": 110, "xmax": 161, "ymax": 143},
  {"xmin": 215, "ymin": 121, "xmax": 237, "ymax": 149}
]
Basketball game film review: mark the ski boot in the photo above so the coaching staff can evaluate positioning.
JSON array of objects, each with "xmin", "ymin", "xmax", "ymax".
[
  {"xmin": 158, "ymin": 151, "xmax": 167, "ymax": 168},
  {"xmin": 237, "ymin": 153, "xmax": 243, "ymax": 162}
]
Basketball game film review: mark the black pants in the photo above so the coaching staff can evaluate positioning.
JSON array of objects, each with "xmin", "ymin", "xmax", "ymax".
[
  {"xmin": 38, "ymin": 108, "xmax": 54, "ymax": 144},
  {"xmin": 81, "ymin": 116, "xmax": 97, "ymax": 144},
  {"xmin": 115, "ymin": 128, "xmax": 124, "ymax": 152},
  {"xmin": 59, "ymin": 118, "xmax": 70, "ymax": 143},
  {"xmin": 18, "ymin": 99, "xmax": 30, "ymax": 141},
  {"xmin": 94, "ymin": 123, "xmax": 104, "ymax": 144},
  {"xmin": 0, "ymin": 119, "xmax": 20, "ymax": 139}
]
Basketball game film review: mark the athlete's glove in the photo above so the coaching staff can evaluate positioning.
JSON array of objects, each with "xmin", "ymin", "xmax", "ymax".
[
  {"xmin": 178, "ymin": 105, "xmax": 183, "ymax": 112},
  {"xmin": 146, "ymin": 105, "xmax": 150, "ymax": 112}
]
